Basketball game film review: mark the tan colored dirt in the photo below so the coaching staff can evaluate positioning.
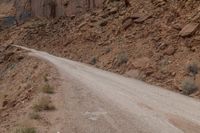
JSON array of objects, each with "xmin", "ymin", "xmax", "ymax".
[{"xmin": 17, "ymin": 45, "xmax": 200, "ymax": 133}]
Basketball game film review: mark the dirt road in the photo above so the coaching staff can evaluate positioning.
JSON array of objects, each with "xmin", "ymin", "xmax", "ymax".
[{"xmin": 15, "ymin": 45, "xmax": 200, "ymax": 133}]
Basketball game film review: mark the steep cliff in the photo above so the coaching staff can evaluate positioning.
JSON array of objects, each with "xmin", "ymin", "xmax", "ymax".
[{"xmin": 0, "ymin": 0, "xmax": 104, "ymax": 18}]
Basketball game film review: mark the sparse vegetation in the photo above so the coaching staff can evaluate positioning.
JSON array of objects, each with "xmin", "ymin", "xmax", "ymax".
[
  {"xmin": 90, "ymin": 57, "xmax": 97, "ymax": 65},
  {"xmin": 43, "ymin": 74, "xmax": 48, "ymax": 82},
  {"xmin": 116, "ymin": 52, "xmax": 128, "ymax": 66},
  {"xmin": 15, "ymin": 127, "xmax": 36, "ymax": 133},
  {"xmin": 181, "ymin": 79, "xmax": 198, "ymax": 95},
  {"xmin": 105, "ymin": 47, "xmax": 111, "ymax": 54},
  {"xmin": 33, "ymin": 97, "xmax": 55, "ymax": 112},
  {"xmin": 186, "ymin": 63, "xmax": 199, "ymax": 76},
  {"xmin": 42, "ymin": 84, "xmax": 54, "ymax": 94},
  {"xmin": 29, "ymin": 112, "xmax": 40, "ymax": 120}
]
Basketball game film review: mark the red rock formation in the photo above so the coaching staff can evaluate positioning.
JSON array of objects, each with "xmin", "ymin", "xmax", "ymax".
[{"xmin": 31, "ymin": 0, "xmax": 103, "ymax": 17}]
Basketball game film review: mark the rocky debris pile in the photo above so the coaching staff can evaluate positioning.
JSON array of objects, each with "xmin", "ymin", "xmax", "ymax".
[{"xmin": 2, "ymin": 0, "xmax": 200, "ymax": 97}]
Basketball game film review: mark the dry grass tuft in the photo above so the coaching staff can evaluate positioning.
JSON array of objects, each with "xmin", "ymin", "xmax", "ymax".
[
  {"xmin": 33, "ymin": 97, "xmax": 55, "ymax": 112},
  {"xmin": 41, "ymin": 84, "xmax": 54, "ymax": 94}
]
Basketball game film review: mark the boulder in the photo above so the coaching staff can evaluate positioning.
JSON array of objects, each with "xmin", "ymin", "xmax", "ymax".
[{"xmin": 179, "ymin": 23, "xmax": 199, "ymax": 37}]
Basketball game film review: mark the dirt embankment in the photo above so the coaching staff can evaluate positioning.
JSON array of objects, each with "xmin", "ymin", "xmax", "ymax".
[
  {"xmin": 0, "ymin": 45, "xmax": 62, "ymax": 132},
  {"xmin": 1, "ymin": 0, "xmax": 200, "ymax": 97}
]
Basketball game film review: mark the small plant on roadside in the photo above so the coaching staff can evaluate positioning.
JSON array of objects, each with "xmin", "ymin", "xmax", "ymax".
[
  {"xmin": 15, "ymin": 127, "xmax": 36, "ymax": 133},
  {"xmin": 186, "ymin": 63, "xmax": 199, "ymax": 76},
  {"xmin": 33, "ymin": 97, "xmax": 55, "ymax": 112},
  {"xmin": 29, "ymin": 112, "xmax": 40, "ymax": 120},
  {"xmin": 104, "ymin": 47, "xmax": 111, "ymax": 54},
  {"xmin": 42, "ymin": 84, "xmax": 54, "ymax": 94},
  {"xmin": 90, "ymin": 57, "xmax": 97, "ymax": 65},
  {"xmin": 181, "ymin": 79, "xmax": 198, "ymax": 95},
  {"xmin": 43, "ymin": 74, "xmax": 48, "ymax": 82},
  {"xmin": 116, "ymin": 51, "xmax": 128, "ymax": 66}
]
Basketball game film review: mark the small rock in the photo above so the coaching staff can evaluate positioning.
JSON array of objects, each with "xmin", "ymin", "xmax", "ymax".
[
  {"xmin": 124, "ymin": 69, "xmax": 140, "ymax": 79},
  {"xmin": 159, "ymin": 43, "xmax": 168, "ymax": 50},
  {"xmin": 3, "ymin": 52, "xmax": 14, "ymax": 61},
  {"xmin": 172, "ymin": 23, "xmax": 182, "ymax": 30},
  {"xmin": 164, "ymin": 46, "xmax": 176, "ymax": 55},
  {"xmin": 192, "ymin": 12, "xmax": 200, "ymax": 22},
  {"xmin": 132, "ymin": 57, "xmax": 150, "ymax": 68},
  {"xmin": 108, "ymin": 7, "xmax": 118, "ymax": 15},
  {"xmin": 122, "ymin": 17, "xmax": 133, "ymax": 30},
  {"xmin": 194, "ymin": 36, "xmax": 200, "ymax": 41},
  {"xmin": 99, "ymin": 20, "xmax": 108, "ymax": 27},
  {"xmin": 17, "ymin": 55, "xmax": 24, "ymax": 61},
  {"xmin": 2, "ymin": 100, "xmax": 8, "ymax": 107},
  {"xmin": 132, "ymin": 13, "xmax": 152, "ymax": 23},
  {"xmin": 179, "ymin": 23, "xmax": 199, "ymax": 37}
]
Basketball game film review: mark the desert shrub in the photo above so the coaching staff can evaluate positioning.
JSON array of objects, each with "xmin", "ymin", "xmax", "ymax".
[
  {"xmin": 42, "ymin": 84, "xmax": 54, "ymax": 94},
  {"xmin": 186, "ymin": 63, "xmax": 199, "ymax": 76},
  {"xmin": 90, "ymin": 57, "xmax": 97, "ymax": 65},
  {"xmin": 29, "ymin": 112, "xmax": 40, "ymax": 120},
  {"xmin": 43, "ymin": 74, "xmax": 48, "ymax": 82},
  {"xmin": 181, "ymin": 79, "xmax": 198, "ymax": 95},
  {"xmin": 105, "ymin": 47, "xmax": 111, "ymax": 54},
  {"xmin": 15, "ymin": 127, "xmax": 36, "ymax": 133},
  {"xmin": 116, "ymin": 52, "xmax": 128, "ymax": 66},
  {"xmin": 33, "ymin": 97, "xmax": 55, "ymax": 112}
]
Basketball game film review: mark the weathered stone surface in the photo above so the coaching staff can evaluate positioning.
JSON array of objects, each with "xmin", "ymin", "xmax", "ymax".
[
  {"xmin": 164, "ymin": 46, "xmax": 176, "ymax": 55},
  {"xmin": 122, "ymin": 17, "xmax": 133, "ymax": 30},
  {"xmin": 132, "ymin": 57, "xmax": 151, "ymax": 68},
  {"xmin": 99, "ymin": 20, "xmax": 108, "ymax": 26},
  {"xmin": 132, "ymin": 13, "xmax": 152, "ymax": 23},
  {"xmin": 124, "ymin": 69, "xmax": 140, "ymax": 79},
  {"xmin": 179, "ymin": 23, "xmax": 199, "ymax": 37}
]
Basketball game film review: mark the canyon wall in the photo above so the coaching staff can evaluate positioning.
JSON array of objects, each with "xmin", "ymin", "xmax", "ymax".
[
  {"xmin": 31, "ymin": 0, "xmax": 104, "ymax": 18},
  {"xmin": 0, "ymin": 0, "xmax": 104, "ymax": 28}
]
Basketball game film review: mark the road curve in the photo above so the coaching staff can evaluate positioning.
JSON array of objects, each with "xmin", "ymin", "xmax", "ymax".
[{"xmin": 15, "ymin": 45, "xmax": 200, "ymax": 133}]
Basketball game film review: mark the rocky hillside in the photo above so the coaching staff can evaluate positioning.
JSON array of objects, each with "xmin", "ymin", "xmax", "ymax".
[
  {"xmin": 0, "ymin": 45, "xmax": 60, "ymax": 132},
  {"xmin": 1, "ymin": 0, "xmax": 200, "ymax": 97}
]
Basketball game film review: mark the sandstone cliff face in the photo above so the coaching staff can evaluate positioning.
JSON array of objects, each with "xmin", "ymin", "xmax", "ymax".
[
  {"xmin": 31, "ymin": 0, "xmax": 104, "ymax": 17},
  {"xmin": 0, "ymin": 0, "xmax": 104, "ymax": 21},
  {"xmin": 0, "ymin": 0, "xmax": 104, "ymax": 28}
]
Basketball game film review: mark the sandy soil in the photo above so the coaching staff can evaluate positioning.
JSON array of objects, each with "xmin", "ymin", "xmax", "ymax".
[{"xmin": 17, "ymin": 45, "xmax": 200, "ymax": 133}]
